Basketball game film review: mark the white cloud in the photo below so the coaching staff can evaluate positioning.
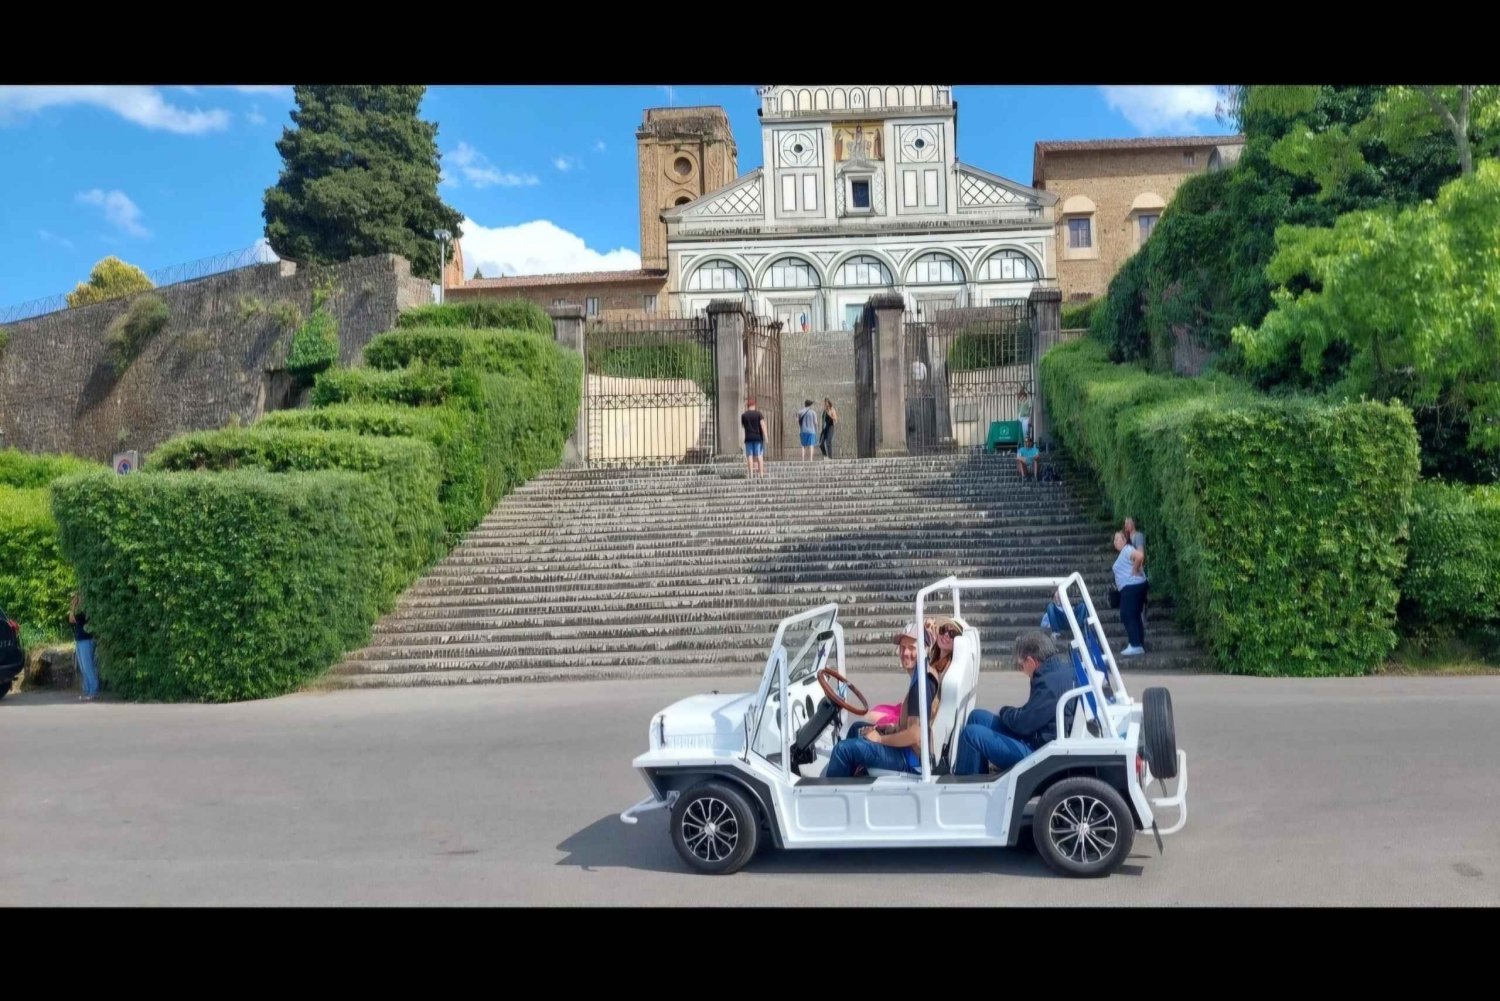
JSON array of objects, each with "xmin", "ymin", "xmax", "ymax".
[
  {"xmin": 247, "ymin": 107, "xmax": 267, "ymax": 125},
  {"xmin": 76, "ymin": 188, "xmax": 150, "ymax": 238},
  {"xmin": 0, "ymin": 86, "xmax": 230, "ymax": 134},
  {"xmin": 457, "ymin": 218, "xmax": 639, "ymax": 277},
  {"xmin": 38, "ymin": 229, "xmax": 75, "ymax": 250},
  {"xmin": 594, "ymin": 140, "xmax": 607, "ymax": 152},
  {"xmin": 554, "ymin": 155, "xmax": 580, "ymax": 172},
  {"xmin": 448, "ymin": 141, "xmax": 539, "ymax": 189},
  {"xmin": 228, "ymin": 85, "xmax": 292, "ymax": 97},
  {"xmin": 249, "ymin": 236, "xmax": 279, "ymax": 263},
  {"xmin": 661, "ymin": 85, "xmax": 675, "ymax": 106},
  {"xmin": 1099, "ymin": 85, "xmax": 1222, "ymax": 134}
]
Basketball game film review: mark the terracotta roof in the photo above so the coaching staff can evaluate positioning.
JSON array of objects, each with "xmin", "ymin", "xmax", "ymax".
[
  {"xmin": 456, "ymin": 269, "xmax": 667, "ymax": 290},
  {"xmin": 1033, "ymin": 135, "xmax": 1245, "ymax": 185}
]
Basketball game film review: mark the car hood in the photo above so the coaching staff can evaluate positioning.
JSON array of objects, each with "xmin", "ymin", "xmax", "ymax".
[{"xmin": 656, "ymin": 691, "xmax": 755, "ymax": 753}]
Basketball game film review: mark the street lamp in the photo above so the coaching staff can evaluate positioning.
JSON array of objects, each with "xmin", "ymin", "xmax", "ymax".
[{"xmin": 433, "ymin": 228, "xmax": 452, "ymax": 304}]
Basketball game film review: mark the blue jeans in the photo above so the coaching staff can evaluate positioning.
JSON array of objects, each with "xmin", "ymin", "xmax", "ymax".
[
  {"xmin": 1119, "ymin": 582, "xmax": 1147, "ymax": 648},
  {"xmin": 745, "ymin": 441, "xmax": 764, "ymax": 458},
  {"xmin": 954, "ymin": 710, "xmax": 1035, "ymax": 776},
  {"xmin": 75, "ymin": 639, "xmax": 99, "ymax": 697},
  {"xmin": 825, "ymin": 723, "xmax": 920, "ymax": 777}
]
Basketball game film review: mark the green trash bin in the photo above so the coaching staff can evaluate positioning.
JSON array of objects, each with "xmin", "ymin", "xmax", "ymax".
[{"xmin": 985, "ymin": 420, "xmax": 1024, "ymax": 452}]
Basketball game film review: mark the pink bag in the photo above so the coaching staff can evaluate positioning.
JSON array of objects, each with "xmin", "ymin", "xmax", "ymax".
[{"xmin": 869, "ymin": 703, "xmax": 901, "ymax": 726}]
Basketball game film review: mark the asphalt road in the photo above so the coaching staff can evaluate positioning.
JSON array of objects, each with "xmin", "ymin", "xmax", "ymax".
[{"xmin": 3, "ymin": 672, "xmax": 1498, "ymax": 906}]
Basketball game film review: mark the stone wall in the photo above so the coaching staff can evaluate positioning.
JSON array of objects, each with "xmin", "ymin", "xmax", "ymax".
[
  {"xmin": 1043, "ymin": 146, "xmax": 1218, "ymax": 302},
  {"xmin": 446, "ymin": 276, "xmax": 668, "ymax": 324},
  {"xmin": 0, "ymin": 255, "xmax": 431, "ymax": 460},
  {"xmin": 779, "ymin": 329, "xmax": 857, "ymax": 458}
]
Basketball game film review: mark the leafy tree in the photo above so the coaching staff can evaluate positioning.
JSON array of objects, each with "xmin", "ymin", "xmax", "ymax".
[
  {"xmin": 1232, "ymin": 161, "xmax": 1500, "ymax": 482},
  {"xmin": 67, "ymin": 256, "xmax": 154, "ymax": 308},
  {"xmin": 262, "ymin": 86, "xmax": 463, "ymax": 281},
  {"xmin": 1257, "ymin": 85, "xmax": 1500, "ymax": 196}
]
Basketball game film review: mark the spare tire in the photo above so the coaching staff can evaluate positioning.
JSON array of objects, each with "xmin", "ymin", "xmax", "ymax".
[{"xmin": 1142, "ymin": 687, "xmax": 1178, "ymax": 779}]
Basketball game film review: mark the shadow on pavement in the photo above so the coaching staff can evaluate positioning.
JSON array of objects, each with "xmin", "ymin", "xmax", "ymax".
[{"xmin": 559, "ymin": 813, "xmax": 1148, "ymax": 880}]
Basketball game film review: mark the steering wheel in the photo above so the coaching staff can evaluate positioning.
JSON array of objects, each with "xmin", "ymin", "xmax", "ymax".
[{"xmin": 817, "ymin": 668, "xmax": 870, "ymax": 716}]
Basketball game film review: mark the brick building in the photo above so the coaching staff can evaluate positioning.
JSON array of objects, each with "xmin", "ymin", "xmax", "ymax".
[{"xmin": 1031, "ymin": 135, "xmax": 1244, "ymax": 303}]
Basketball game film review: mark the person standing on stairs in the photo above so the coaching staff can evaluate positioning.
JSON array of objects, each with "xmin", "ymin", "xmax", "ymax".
[
  {"xmin": 819, "ymin": 398, "xmax": 838, "ymax": 459},
  {"xmin": 742, "ymin": 396, "xmax": 768, "ymax": 478},
  {"xmin": 1112, "ymin": 531, "xmax": 1148, "ymax": 656},
  {"xmin": 797, "ymin": 399, "xmax": 819, "ymax": 460}
]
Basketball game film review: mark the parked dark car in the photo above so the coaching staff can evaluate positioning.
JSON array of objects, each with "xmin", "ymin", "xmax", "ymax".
[{"xmin": 0, "ymin": 606, "xmax": 24, "ymax": 699}]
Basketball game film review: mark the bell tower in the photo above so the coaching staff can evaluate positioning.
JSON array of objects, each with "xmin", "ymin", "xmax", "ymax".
[{"xmin": 636, "ymin": 106, "xmax": 738, "ymax": 271}]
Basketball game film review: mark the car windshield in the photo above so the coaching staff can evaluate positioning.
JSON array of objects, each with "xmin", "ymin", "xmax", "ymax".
[{"xmin": 784, "ymin": 608, "xmax": 837, "ymax": 686}]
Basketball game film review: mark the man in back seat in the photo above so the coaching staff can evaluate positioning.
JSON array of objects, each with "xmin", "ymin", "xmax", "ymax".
[{"xmin": 953, "ymin": 631, "xmax": 1077, "ymax": 776}]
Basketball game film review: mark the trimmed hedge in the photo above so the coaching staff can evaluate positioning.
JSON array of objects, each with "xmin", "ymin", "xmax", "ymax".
[
  {"xmin": 259, "ymin": 403, "xmax": 487, "ymax": 536},
  {"xmin": 312, "ymin": 363, "xmax": 480, "ymax": 409},
  {"xmin": 147, "ymin": 427, "xmax": 445, "ymax": 590},
  {"xmin": 395, "ymin": 300, "xmax": 552, "ymax": 335},
  {"xmin": 364, "ymin": 328, "xmax": 582, "ymax": 438},
  {"xmin": 1401, "ymin": 481, "xmax": 1500, "ymax": 631},
  {"xmin": 1041, "ymin": 338, "xmax": 1419, "ymax": 676},
  {"xmin": 50, "ymin": 312, "xmax": 583, "ymax": 701},
  {"xmin": 0, "ymin": 448, "xmax": 96, "ymax": 488},
  {"xmin": 52, "ymin": 469, "xmax": 400, "ymax": 702},
  {"xmin": 0, "ymin": 486, "xmax": 76, "ymax": 636},
  {"xmin": 1062, "ymin": 298, "xmax": 1105, "ymax": 330},
  {"xmin": 588, "ymin": 342, "xmax": 715, "ymax": 397}
]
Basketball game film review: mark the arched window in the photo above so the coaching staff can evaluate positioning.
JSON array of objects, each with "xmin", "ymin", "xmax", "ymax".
[
  {"xmin": 686, "ymin": 259, "xmax": 749, "ymax": 291},
  {"xmin": 907, "ymin": 252, "xmax": 964, "ymax": 285},
  {"xmin": 834, "ymin": 255, "xmax": 894, "ymax": 286},
  {"xmin": 764, "ymin": 257, "xmax": 821, "ymax": 288},
  {"xmin": 977, "ymin": 250, "xmax": 1039, "ymax": 282}
]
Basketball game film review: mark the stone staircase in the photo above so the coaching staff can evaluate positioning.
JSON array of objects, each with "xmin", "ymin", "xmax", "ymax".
[{"xmin": 324, "ymin": 451, "xmax": 1209, "ymax": 689}]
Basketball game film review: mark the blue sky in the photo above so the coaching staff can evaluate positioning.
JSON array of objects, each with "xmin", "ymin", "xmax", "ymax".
[{"xmin": 0, "ymin": 85, "xmax": 1230, "ymax": 306}]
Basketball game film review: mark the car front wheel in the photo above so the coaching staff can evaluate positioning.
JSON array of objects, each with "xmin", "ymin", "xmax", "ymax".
[
  {"xmin": 670, "ymin": 781, "xmax": 760, "ymax": 875},
  {"xmin": 1034, "ymin": 776, "xmax": 1135, "ymax": 877}
]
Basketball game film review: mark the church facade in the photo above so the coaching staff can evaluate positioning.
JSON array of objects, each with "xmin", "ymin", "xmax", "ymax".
[{"xmin": 660, "ymin": 85, "xmax": 1058, "ymax": 329}]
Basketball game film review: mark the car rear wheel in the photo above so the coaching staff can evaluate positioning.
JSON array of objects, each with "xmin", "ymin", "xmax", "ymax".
[
  {"xmin": 670, "ymin": 781, "xmax": 760, "ymax": 875},
  {"xmin": 1035, "ymin": 777, "xmax": 1134, "ymax": 877},
  {"xmin": 1142, "ymin": 687, "xmax": 1178, "ymax": 779}
]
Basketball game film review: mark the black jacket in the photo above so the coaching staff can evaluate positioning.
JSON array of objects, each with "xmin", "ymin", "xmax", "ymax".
[{"xmin": 999, "ymin": 653, "xmax": 1078, "ymax": 748}]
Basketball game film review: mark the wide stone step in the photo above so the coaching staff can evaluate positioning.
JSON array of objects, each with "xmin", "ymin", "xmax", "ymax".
[
  {"xmin": 434, "ymin": 547, "xmax": 1124, "ymax": 570},
  {"xmin": 364, "ymin": 613, "xmax": 1186, "ymax": 643},
  {"xmin": 333, "ymin": 646, "xmax": 1204, "ymax": 676}
]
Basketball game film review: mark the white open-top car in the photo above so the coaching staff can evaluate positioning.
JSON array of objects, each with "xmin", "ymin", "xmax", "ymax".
[{"xmin": 620, "ymin": 574, "xmax": 1187, "ymax": 877}]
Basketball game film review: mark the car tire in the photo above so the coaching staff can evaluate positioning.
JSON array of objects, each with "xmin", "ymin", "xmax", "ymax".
[
  {"xmin": 670, "ymin": 780, "xmax": 760, "ymax": 875},
  {"xmin": 1142, "ymin": 687, "xmax": 1178, "ymax": 779},
  {"xmin": 1034, "ymin": 777, "xmax": 1135, "ymax": 878}
]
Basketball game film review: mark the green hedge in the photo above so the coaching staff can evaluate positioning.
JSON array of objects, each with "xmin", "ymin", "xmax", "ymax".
[
  {"xmin": 0, "ymin": 448, "xmax": 97, "ymax": 488},
  {"xmin": 311, "ymin": 363, "xmax": 481, "ymax": 409},
  {"xmin": 259, "ymin": 403, "xmax": 486, "ymax": 537},
  {"xmin": 147, "ymin": 427, "xmax": 445, "ymax": 589},
  {"xmin": 1041, "ymin": 338, "xmax": 1419, "ymax": 676},
  {"xmin": 1062, "ymin": 298, "xmax": 1105, "ymax": 330},
  {"xmin": 52, "ymin": 469, "xmax": 402, "ymax": 702},
  {"xmin": 396, "ymin": 300, "xmax": 552, "ymax": 335},
  {"xmin": 949, "ymin": 330, "xmax": 1023, "ymax": 371},
  {"xmin": 588, "ymin": 342, "xmax": 715, "ymax": 397},
  {"xmin": 365, "ymin": 328, "xmax": 581, "ymax": 438},
  {"xmin": 1401, "ymin": 481, "xmax": 1500, "ymax": 631},
  {"xmin": 0, "ymin": 486, "xmax": 76, "ymax": 638}
]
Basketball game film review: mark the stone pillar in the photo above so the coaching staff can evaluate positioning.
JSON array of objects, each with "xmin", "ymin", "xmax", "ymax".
[
  {"xmin": 870, "ymin": 293, "xmax": 907, "ymax": 457},
  {"xmin": 548, "ymin": 304, "xmax": 588, "ymax": 467},
  {"xmin": 706, "ymin": 299, "xmax": 747, "ymax": 459},
  {"xmin": 1028, "ymin": 286, "xmax": 1062, "ymax": 448}
]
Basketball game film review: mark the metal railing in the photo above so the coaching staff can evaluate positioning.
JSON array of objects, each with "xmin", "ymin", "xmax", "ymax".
[{"xmin": 1, "ymin": 243, "xmax": 280, "ymax": 325}]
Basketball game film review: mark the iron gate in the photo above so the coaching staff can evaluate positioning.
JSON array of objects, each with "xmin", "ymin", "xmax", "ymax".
[
  {"xmin": 584, "ymin": 315, "xmax": 718, "ymax": 467},
  {"xmin": 744, "ymin": 314, "xmax": 784, "ymax": 461},
  {"xmin": 904, "ymin": 301, "xmax": 1035, "ymax": 453}
]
